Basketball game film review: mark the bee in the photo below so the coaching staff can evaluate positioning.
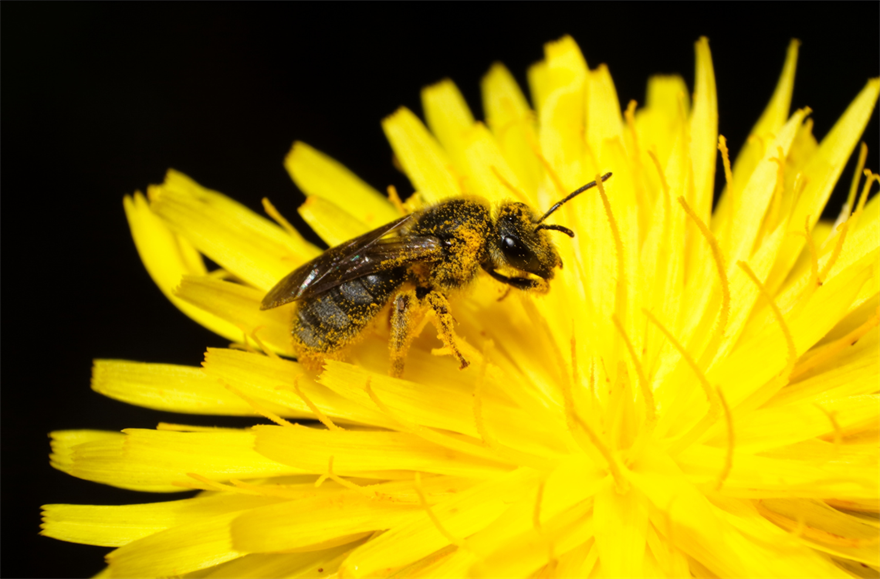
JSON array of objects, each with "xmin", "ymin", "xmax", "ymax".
[{"xmin": 261, "ymin": 172, "xmax": 612, "ymax": 377}]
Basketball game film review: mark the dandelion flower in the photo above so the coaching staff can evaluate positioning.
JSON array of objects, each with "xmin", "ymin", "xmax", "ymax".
[{"xmin": 43, "ymin": 36, "xmax": 880, "ymax": 578}]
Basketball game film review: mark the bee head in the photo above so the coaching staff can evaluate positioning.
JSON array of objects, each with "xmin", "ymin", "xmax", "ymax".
[
  {"xmin": 485, "ymin": 173, "xmax": 612, "ymax": 293},
  {"xmin": 492, "ymin": 201, "xmax": 562, "ymax": 282}
]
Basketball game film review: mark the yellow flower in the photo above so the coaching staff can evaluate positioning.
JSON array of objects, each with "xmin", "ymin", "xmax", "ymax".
[{"xmin": 43, "ymin": 36, "xmax": 879, "ymax": 578}]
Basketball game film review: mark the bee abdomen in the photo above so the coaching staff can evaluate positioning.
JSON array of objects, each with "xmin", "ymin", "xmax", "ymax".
[{"xmin": 293, "ymin": 269, "xmax": 407, "ymax": 354}]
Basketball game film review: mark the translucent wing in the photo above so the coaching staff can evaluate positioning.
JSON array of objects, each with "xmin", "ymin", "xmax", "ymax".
[{"xmin": 260, "ymin": 215, "xmax": 441, "ymax": 309}]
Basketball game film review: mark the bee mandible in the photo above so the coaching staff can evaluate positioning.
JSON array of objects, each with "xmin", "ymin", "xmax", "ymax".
[{"xmin": 261, "ymin": 172, "xmax": 612, "ymax": 377}]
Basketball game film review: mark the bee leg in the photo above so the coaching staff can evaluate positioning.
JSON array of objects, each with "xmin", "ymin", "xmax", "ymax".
[
  {"xmin": 425, "ymin": 291, "xmax": 469, "ymax": 370},
  {"xmin": 496, "ymin": 286, "xmax": 513, "ymax": 302},
  {"xmin": 389, "ymin": 288, "xmax": 422, "ymax": 378},
  {"xmin": 294, "ymin": 348, "xmax": 327, "ymax": 371}
]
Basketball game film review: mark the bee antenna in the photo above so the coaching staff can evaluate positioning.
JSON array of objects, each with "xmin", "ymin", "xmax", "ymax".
[
  {"xmin": 534, "ymin": 223, "xmax": 575, "ymax": 237},
  {"xmin": 535, "ymin": 172, "xmax": 612, "ymax": 224}
]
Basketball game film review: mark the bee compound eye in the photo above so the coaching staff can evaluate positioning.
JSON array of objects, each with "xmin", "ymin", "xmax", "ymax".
[
  {"xmin": 500, "ymin": 235, "xmax": 537, "ymax": 271},
  {"xmin": 502, "ymin": 235, "xmax": 529, "ymax": 256}
]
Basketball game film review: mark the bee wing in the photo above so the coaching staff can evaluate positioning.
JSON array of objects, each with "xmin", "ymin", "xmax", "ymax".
[
  {"xmin": 261, "ymin": 215, "xmax": 440, "ymax": 309},
  {"xmin": 312, "ymin": 234, "xmax": 443, "ymax": 290},
  {"xmin": 281, "ymin": 235, "xmax": 442, "ymax": 303}
]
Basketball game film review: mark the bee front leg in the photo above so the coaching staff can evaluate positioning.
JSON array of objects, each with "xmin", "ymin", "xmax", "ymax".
[{"xmin": 424, "ymin": 291, "xmax": 469, "ymax": 371}]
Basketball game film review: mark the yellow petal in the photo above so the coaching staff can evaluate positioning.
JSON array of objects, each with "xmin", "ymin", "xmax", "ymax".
[
  {"xmin": 341, "ymin": 468, "xmax": 537, "ymax": 578},
  {"xmin": 635, "ymin": 74, "xmax": 689, "ymax": 172},
  {"xmin": 319, "ymin": 360, "xmax": 563, "ymax": 458},
  {"xmin": 298, "ymin": 194, "xmax": 373, "ymax": 246},
  {"xmin": 595, "ymin": 138, "xmax": 643, "ymax": 354},
  {"xmin": 482, "ymin": 62, "xmax": 542, "ymax": 197},
  {"xmin": 726, "ymin": 40, "xmax": 799, "ymax": 206},
  {"xmin": 628, "ymin": 451, "xmax": 746, "ymax": 577},
  {"xmin": 422, "ymin": 78, "xmax": 475, "ymax": 178},
  {"xmin": 688, "ymin": 37, "xmax": 718, "ymax": 226},
  {"xmin": 423, "ymin": 79, "xmax": 475, "ymax": 140},
  {"xmin": 553, "ymin": 539, "xmax": 600, "ymax": 578},
  {"xmin": 50, "ymin": 428, "xmax": 302, "ymax": 492},
  {"xmin": 704, "ymin": 251, "xmax": 873, "ymax": 418},
  {"xmin": 201, "ymin": 348, "xmax": 388, "ymax": 426},
  {"xmin": 645, "ymin": 523, "xmax": 690, "ymax": 577},
  {"xmin": 231, "ymin": 476, "xmax": 476, "ymax": 553},
  {"xmin": 41, "ymin": 494, "xmax": 281, "ymax": 547},
  {"xmin": 173, "ymin": 275, "xmax": 295, "ymax": 356},
  {"xmin": 457, "ymin": 122, "xmax": 524, "ymax": 205},
  {"xmin": 762, "ymin": 440, "xmax": 879, "ymax": 467},
  {"xmin": 747, "ymin": 215, "xmax": 878, "ymax": 347},
  {"xmin": 769, "ymin": 78, "xmax": 880, "ymax": 286},
  {"xmin": 393, "ymin": 546, "xmax": 478, "ymax": 578},
  {"xmin": 232, "ymin": 495, "xmax": 413, "ymax": 554},
  {"xmin": 769, "ymin": 329, "xmax": 879, "ymax": 407},
  {"xmin": 382, "ymin": 107, "xmax": 459, "ymax": 204},
  {"xmin": 639, "ymin": 129, "xmax": 689, "ymax": 378},
  {"xmin": 708, "ymin": 497, "xmax": 851, "ymax": 577},
  {"xmin": 197, "ymin": 542, "xmax": 357, "ymax": 578},
  {"xmin": 537, "ymin": 35, "xmax": 587, "ymax": 195},
  {"xmin": 726, "ymin": 108, "xmax": 809, "ymax": 264},
  {"xmin": 253, "ymin": 424, "xmax": 510, "ymax": 477},
  {"xmin": 149, "ymin": 170, "xmax": 312, "ymax": 290},
  {"xmin": 106, "ymin": 510, "xmax": 245, "ymax": 578},
  {"xmin": 760, "ymin": 499, "xmax": 880, "ymax": 566},
  {"xmin": 471, "ymin": 499, "xmax": 595, "ymax": 578},
  {"xmin": 124, "ymin": 192, "xmax": 241, "ymax": 341},
  {"xmin": 285, "ymin": 141, "xmax": 399, "ymax": 229},
  {"xmin": 454, "ymin": 285, "xmax": 576, "ymax": 421},
  {"xmin": 48, "ymin": 430, "xmax": 124, "ymax": 482},
  {"xmin": 585, "ymin": 64, "xmax": 624, "ymax": 173},
  {"xmin": 705, "ymin": 394, "xmax": 878, "ymax": 453},
  {"xmin": 91, "ymin": 359, "xmax": 254, "ymax": 415},
  {"xmin": 593, "ymin": 485, "xmax": 649, "ymax": 577},
  {"xmin": 527, "ymin": 60, "xmax": 550, "ymax": 116},
  {"xmin": 465, "ymin": 460, "xmax": 605, "ymax": 569},
  {"xmin": 711, "ymin": 223, "xmax": 787, "ymax": 365},
  {"xmin": 678, "ymin": 444, "xmax": 878, "ymax": 499}
]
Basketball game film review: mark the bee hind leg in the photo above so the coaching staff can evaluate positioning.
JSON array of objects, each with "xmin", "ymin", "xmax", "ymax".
[
  {"xmin": 293, "ymin": 347, "xmax": 328, "ymax": 372},
  {"xmin": 424, "ymin": 291, "xmax": 469, "ymax": 371}
]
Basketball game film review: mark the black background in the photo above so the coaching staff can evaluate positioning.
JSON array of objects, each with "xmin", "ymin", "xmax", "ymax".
[{"xmin": 4, "ymin": 4, "xmax": 878, "ymax": 578}]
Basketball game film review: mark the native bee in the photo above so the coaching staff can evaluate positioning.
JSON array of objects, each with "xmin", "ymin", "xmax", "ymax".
[{"xmin": 261, "ymin": 173, "xmax": 612, "ymax": 377}]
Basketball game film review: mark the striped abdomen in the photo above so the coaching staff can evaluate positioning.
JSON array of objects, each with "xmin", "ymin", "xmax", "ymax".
[{"xmin": 292, "ymin": 268, "xmax": 407, "ymax": 354}]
